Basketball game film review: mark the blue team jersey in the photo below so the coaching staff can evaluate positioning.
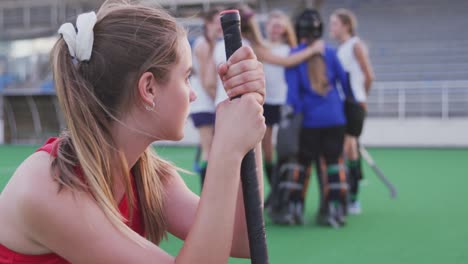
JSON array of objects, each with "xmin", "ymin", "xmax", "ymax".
[{"xmin": 286, "ymin": 44, "xmax": 352, "ymax": 128}]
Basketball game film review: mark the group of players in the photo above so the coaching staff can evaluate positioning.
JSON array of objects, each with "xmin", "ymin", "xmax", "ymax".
[{"xmin": 191, "ymin": 5, "xmax": 374, "ymax": 228}]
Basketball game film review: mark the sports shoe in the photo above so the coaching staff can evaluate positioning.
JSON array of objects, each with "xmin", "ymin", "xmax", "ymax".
[
  {"xmin": 348, "ymin": 201, "xmax": 362, "ymax": 215},
  {"xmin": 316, "ymin": 202, "xmax": 341, "ymax": 228},
  {"xmin": 267, "ymin": 201, "xmax": 295, "ymax": 225},
  {"xmin": 335, "ymin": 202, "xmax": 347, "ymax": 226},
  {"xmin": 292, "ymin": 201, "xmax": 305, "ymax": 225}
]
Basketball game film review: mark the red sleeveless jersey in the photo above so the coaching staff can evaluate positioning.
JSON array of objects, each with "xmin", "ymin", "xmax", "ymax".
[{"xmin": 0, "ymin": 138, "xmax": 145, "ymax": 263}]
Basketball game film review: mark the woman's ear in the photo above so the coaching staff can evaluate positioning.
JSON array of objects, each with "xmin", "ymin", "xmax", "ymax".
[{"xmin": 138, "ymin": 72, "xmax": 158, "ymax": 107}]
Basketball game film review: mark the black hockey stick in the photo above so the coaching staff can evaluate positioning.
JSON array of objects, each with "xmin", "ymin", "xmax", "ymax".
[{"xmin": 220, "ymin": 9, "xmax": 269, "ymax": 264}]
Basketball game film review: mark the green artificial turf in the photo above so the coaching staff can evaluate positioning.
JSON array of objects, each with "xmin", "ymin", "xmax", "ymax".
[{"xmin": 1, "ymin": 144, "xmax": 467, "ymax": 263}]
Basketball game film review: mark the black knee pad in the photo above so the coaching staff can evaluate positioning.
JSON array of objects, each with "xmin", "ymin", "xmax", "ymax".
[
  {"xmin": 270, "ymin": 162, "xmax": 305, "ymax": 211},
  {"xmin": 268, "ymin": 161, "xmax": 307, "ymax": 225}
]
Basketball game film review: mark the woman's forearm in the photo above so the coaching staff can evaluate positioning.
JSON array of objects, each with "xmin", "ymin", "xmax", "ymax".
[
  {"xmin": 254, "ymin": 143, "xmax": 264, "ymax": 200},
  {"xmin": 256, "ymin": 45, "xmax": 319, "ymax": 68},
  {"xmin": 365, "ymin": 77, "xmax": 373, "ymax": 94},
  {"xmin": 230, "ymin": 143, "xmax": 264, "ymax": 258},
  {"xmin": 176, "ymin": 140, "xmax": 243, "ymax": 264}
]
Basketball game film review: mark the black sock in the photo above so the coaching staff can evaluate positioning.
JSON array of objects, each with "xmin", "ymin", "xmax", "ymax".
[
  {"xmin": 347, "ymin": 160, "xmax": 360, "ymax": 202},
  {"xmin": 326, "ymin": 163, "xmax": 346, "ymax": 203},
  {"xmin": 297, "ymin": 166, "xmax": 308, "ymax": 206},
  {"xmin": 357, "ymin": 155, "xmax": 364, "ymax": 180},
  {"xmin": 265, "ymin": 162, "xmax": 274, "ymax": 186},
  {"xmin": 316, "ymin": 159, "xmax": 325, "ymax": 208},
  {"xmin": 200, "ymin": 161, "xmax": 208, "ymax": 189}
]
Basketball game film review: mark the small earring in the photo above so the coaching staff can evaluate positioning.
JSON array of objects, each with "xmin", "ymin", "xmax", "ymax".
[{"xmin": 145, "ymin": 101, "xmax": 155, "ymax": 111}]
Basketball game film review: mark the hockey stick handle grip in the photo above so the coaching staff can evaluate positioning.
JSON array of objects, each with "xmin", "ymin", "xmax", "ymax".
[
  {"xmin": 220, "ymin": 10, "xmax": 243, "ymax": 61},
  {"xmin": 220, "ymin": 10, "xmax": 269, "ymax": 264}
]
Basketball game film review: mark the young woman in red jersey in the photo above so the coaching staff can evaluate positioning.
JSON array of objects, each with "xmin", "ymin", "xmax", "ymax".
[{"xmin": 0, "ymin": 1, "xmax": 266, "ymax": 263}]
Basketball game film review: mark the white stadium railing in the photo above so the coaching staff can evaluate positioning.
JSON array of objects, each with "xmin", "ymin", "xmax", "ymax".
[
  {"xmin": 368, "ymin": 81, "xmax": 468, "ymax": 119},
  {"xmin": 1, "ymin": 80, "xmax": 468, "ymax": 145}
]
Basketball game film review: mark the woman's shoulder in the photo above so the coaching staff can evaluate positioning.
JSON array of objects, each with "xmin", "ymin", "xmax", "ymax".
[
  {"xmin": 352, "ymin": 37, "xmax": 368, "ymax": 54},
  {"xmin": 5, "ymin": 151, "xmax": 59, "ymax": 210},
  {"xmin": 350, "ymin": 36, "xmax": 362, "ymax": 45},
  {"xmin": 7, "ymin": 137, "xmax": 63, "ymax": 196},
  {"xmin": 12, "ymin": 150, "xmax": 55, "ymax": 188},
  {"xmin": 0, "ymin": 151, "xmax": 61, "ymax": 251},
  {"xmin": 4, "ymin": 136, "xmax": 79, "ymax": 221}
]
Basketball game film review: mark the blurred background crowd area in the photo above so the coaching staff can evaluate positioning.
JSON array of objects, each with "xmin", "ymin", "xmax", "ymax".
[{"xmin": 0, "ymin": 0, "xmax": 467, "ymax": 146}]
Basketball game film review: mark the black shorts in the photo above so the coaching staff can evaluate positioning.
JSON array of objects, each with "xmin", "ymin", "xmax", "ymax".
[
  {"xmin": 263, "ymin": 104, "xmax": 281, "ymax": 126},
  {"xmin": 298, "ymin": 126, "xmax": 346, "ymax": 166},
  {"xmin": 345, "ymin": 100, "xmax": 366, "ymax": 137},
  {"xmin": 191, "ymin": 112, "xmax": 215, "ymax": 128}
]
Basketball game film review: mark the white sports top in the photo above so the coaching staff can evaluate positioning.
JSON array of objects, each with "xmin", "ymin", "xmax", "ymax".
[
  {"xmin": 213, "ymin": 38, "xmax": 251, "ymax": 106},
  {"xmin": 190, "ymin": 37, "xmax": 216, "ymax": 114},
  {"xmin": 337, "ymin": 36, "xmax": 367, "ymax": 103},
  {"xmin": 263, "ymin": 43, "xmax": 290, "ymax": 105}
]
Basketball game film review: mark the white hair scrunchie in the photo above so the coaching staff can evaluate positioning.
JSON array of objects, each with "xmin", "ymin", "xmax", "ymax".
[{"xmin": 58, "ymin": 12, "xmax": 97, "ymax": 62}]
